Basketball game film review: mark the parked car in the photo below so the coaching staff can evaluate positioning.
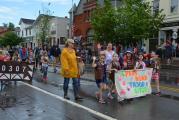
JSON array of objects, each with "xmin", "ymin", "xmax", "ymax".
[{"xmin": 0, "ymin": 50, "xmax": 11, "ymax": 61}]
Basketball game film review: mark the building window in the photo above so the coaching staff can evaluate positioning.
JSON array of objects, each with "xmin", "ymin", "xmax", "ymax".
[
  {"xmin": 29, "ymin": 29, "xmax": 31, "ymax": 36},
  {"xmin": 60, "ymin": 37, "xmax": 65, "ymax": 44},
  {"xmin": 171, "ymin": 0, "xmax": 178, "ymax": 13},
  {"xmin": 87, "ymin": 29, "xmax": 94, "ymax": 44},
  {"xmin": 51, "ymin": 30, "xmax": 56, "ymax": 35},
  {"xmin": 153, "ymin": 0, "xmax": 159, "ymax": 15},
  {"xmin": 57, "ymin": 38, "xmax": 60, "ymax": 45},
  {"xmin": 85, "ymin": 10, "xmax": 91, "ymax": 22},
  {"xmin": 26, "ymin": 29, "xmax": 28, "ymax": 36}
]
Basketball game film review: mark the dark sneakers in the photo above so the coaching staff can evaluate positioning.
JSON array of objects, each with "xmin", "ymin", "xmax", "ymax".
[
  {"xmin": 64, "ymin": 96, "xmax": 70, "ymax": 100},
  {"xmin": 64, "ymin": 95, "xmax": 83, "ymax": 101},
  {"xmin": 152, "ymin": 92, "xmax": 161, "ymax": 96},
  {"xmin": 75, "ymin": 96, "xmax": 83, "ymax": 101},
  {"xmin": 155, "ymin": 92, "xmax": 161, "ymax": 96}
]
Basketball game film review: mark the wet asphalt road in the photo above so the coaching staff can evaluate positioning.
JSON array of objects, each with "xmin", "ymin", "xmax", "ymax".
[{"xmin": 1, "ymin": 68, "xmax": 179, "ymax": 120}]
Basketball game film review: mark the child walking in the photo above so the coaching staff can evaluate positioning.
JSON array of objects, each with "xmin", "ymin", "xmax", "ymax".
[
  {"xmin": 92, "ymin": 51, "xmax": 107, "ymax": 104},
  {"xmin": 41, "ymin": 51, "xmax": 49, "ymax": 83}
]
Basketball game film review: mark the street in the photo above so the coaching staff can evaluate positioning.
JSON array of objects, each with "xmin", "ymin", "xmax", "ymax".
[{"xmin": 1, "ymin": 67, "xmax": 179, "ymax": 120}]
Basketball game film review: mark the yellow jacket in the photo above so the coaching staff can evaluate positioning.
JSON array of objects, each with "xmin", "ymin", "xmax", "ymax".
[{"xmin": 60, "ymin": 48, "xmax": 78, "ymax": 78}]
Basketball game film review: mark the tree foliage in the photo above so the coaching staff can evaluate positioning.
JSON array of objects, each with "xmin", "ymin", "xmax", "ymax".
[
  {"xmin": 2, "ymin": 22, "xmax": 15, "ymax": 31},
  {"xmin": 37, "ymin": 4, "xmax": 53, "ymax": 45},
  {"xmin": 0, "ymin": 32, "xmax": 23, "ymax": 47},
  {"xmin": 91, "ymin": 0, "xmax": 165, "ymax": 45},
  {"xmin": 38, "ymin": 14, "xmax": 51, "ymax": 44},
  {"xmin": 91, "ymin": 0, "xmax": 116, "ymax": 43}
]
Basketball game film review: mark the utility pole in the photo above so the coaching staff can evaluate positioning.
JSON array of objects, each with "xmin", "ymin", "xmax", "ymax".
[
  {"xmin": 71, "ymin": 0, "xmax": 74, "ymax": 38},
  {"xmin": 115, "ymin": 0, "xmax": 117, "ymax": 10}
]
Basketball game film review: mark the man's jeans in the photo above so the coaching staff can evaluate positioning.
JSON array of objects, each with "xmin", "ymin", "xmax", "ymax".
[{"xmin": 63, "ymin": 78, "xmax": 78, "ymax": 97}]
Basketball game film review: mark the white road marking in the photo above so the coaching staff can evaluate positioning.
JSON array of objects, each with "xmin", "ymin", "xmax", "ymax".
[{"xmin": 19, "ymin": 81, "xmax": 117, "ymax": 120}]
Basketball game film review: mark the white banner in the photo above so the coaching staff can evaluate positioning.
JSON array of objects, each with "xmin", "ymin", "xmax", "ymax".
[{"xmin": 115, "ymin": 68, "xmax": 153, "ymax": 99}]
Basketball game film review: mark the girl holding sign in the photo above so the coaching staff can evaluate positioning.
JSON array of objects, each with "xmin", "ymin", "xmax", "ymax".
[
  {"xmin": 123, "ymin": 50, "xmax": 135, "ymax": 70},
  {"xmin": 135, "ymin": 53, "xmax": 146, "ymax": 69},
  {"xmin": 108, "ymin": 53, "xmax": 124, "ymax": 102}
]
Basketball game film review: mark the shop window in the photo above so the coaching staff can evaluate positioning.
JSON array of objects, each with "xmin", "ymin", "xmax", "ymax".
[
  {"xmin": 26, "ymin": 29, "xmax": 28, "ymax": 36},
  {"xmin": 171, "ymin": 0, "xmax": 178, "ymax": 13},
  {"xmin": 29, "ymin": 29, "xmax": 31, "ymax": 36},
  {"xmin": 60, "ymin": 37, "xmax": 65, "ymax": 44},
  {"xmin": 153, "ymin": 0, "xmax": 159, "ymax": 15}
]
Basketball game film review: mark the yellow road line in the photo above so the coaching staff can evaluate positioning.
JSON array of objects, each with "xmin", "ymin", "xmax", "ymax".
[{"xmin": 151, "ymin": 84, "xmax": 179, "ymax": 93}]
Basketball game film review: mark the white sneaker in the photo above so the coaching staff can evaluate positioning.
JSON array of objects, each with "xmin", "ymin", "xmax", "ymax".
[
  {"xmin": 108, "ymin": 93, "xmax": 114, "ymax": 99},
  {"xmin": 117, "ymin": 96, "xmax": 124, "ymax": 102}
]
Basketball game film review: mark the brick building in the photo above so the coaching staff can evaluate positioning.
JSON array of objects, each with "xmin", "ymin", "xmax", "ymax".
[
  {"xmin": 0, "ymin": 27, "xmax": 9, "ymax": 37},
  {"xmin": 71, "ymin": 0, "xmax": 121, "ymax": 47}
]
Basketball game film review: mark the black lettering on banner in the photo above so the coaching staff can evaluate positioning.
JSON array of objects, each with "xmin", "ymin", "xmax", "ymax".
[
  {"xmin": 22, "ymin": 66, "xmax": 26, "ymax": 72},
  {"xmin": 0, "ymin": 61, "xmax": 34, "ymax": 81},
  {"xmin": 2, "ymin": 65, "xmax": 6, "ymax": 72},
  {"xmin": 16, "ymin": 66, "xmax": 19, "ymax": 72},
  {"xmin": 9, "ymin": 66, "xmax": 12, "ymax": 72}
]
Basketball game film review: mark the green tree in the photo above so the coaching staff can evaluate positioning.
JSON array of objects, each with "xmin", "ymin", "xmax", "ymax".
[
  {"xmin": 91, "ymin": 0, "xmax": 116, "ymax": 43},
  {"xmin": 2, "ymin": 22, "xmax": 15, "ymax": 31},
  {"xmin": 0, "ymin": 32, "xmax": 23, "ymax": 47},
  {"xmin": 8, "ymin": 22, "xmax": 15, "ymax": 31},
  {"xmin": 37, "ymin": 3, "xmax": 53, "ymax": 45},
  {"xmin": 91, "ymin": 0, "xmax": 165, "ymax": 45},
  {"xmin": 38, "ymin": 15, "xmax": 51, "ymax": 45}
]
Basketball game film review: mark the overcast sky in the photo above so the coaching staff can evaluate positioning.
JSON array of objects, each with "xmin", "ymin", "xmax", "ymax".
[{"xmin": 0, "ymin": 0, "xmax": 80, "ymax": 26}]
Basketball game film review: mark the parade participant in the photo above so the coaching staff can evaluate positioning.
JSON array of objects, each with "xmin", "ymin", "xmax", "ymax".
[
  {"xmin": 105, "ymin": 43, "xmax": 115, "ymax": 69},
  {"xmin": 123, "ymin": 50, "xmax": 135, "ymax": 70},
  {"xmin": 108, "ymin": 53, "xmax": 122, "ymax": 101},
  {"xmin": 12, "ymin": 50, "xmax": 21, "ymax": 62},
  {"xmin": 19, "ymin": 45, "xmax": 28, "ymax": 61},
  {"xmin": 34, "ymin": 46, "xmax": 41, "ymax": 70},
  {"xmin": 123, "ymin": 50, "xmax": 135, "ymax": 102},
  {"xmin": 76, "ymin": 54, "xmax": 85, "ymax": 88},
  {"xmin": 150, "ymin": 52, "xmax": 161, "ymax": 95},
  {"xmin": 144, "ymin": 53, "xmax": 151, "ymax": 67},
  {"xmin": 27, "ymin": 51, "xmax": 34, "ymax": 64},
  {"xmin": 92, "ymin": 51, "xmax": 108, "ymax": 104},
  {"xmin": 135, "ymin": 53, "xmax": 146, "ymax": 69},
  {"xmin": 60, "ymin": 39, "xmax": 83, "ymax": 100},
  {"xmin": 50, "ymin": 44, "xmax": 61, "ymax": 73},
  {"xmin": 41, "ymin": 51, "xmax": 49, "ymax": 83}
]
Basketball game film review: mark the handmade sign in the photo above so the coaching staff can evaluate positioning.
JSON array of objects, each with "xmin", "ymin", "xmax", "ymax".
[
  {"xmin": 115, "ymin": 68, "xmax": 153, "ymax": 99},
  {"xmin": 0, "ymin": 61, "xmax": 34, "ymax": 81}
]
